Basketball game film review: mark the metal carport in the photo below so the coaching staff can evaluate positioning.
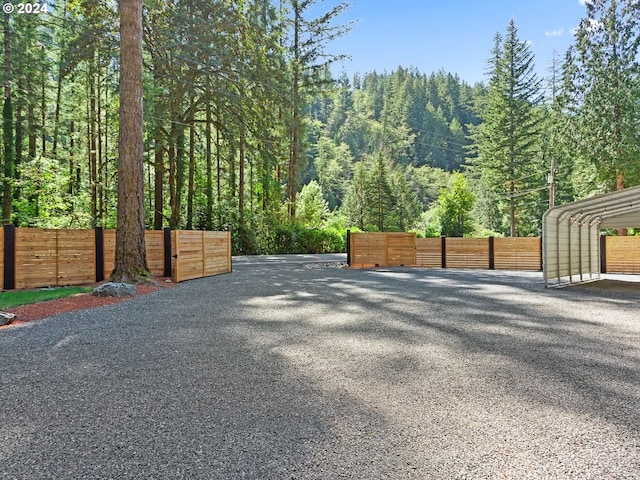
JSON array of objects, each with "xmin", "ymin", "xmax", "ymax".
[{"xmin": 542, "ymin": 185, "xmax": 640, "ymax": 287}]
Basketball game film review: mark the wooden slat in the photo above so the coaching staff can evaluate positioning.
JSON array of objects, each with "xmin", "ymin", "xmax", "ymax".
[
  {"xmin": 56, "ymin": 229, "xmax": 95, "ymax": 285},
  {"xmin": 173, "ymin": 230, "xmax": 230, "ymax": 282},
  {"xmin": 350, "ymin": 232, "xmax": 416, "ymax": 268},
  {"xmin": 103, "ymin": 229, "xmax": 117, "ymax": 279},
  {"xmin": 446, "ymin": 238, "xmax": 490, "ymax": 269},
  {"xmin": 14, "ymin": 228, "xmax": 57, "ymax": 289},
  {"xmin": 494, "ymin": 237, "xmax": 541, "ymax": 271},
  {"xmin": 415, "ymin": 238, "xmax": 441, "ymax": 268},
  {"xmin": 606, "ymin": 236, "xmax": 640, "ymax": 274},
  {"xmin": 145, "ymin": 230, "xmax": 165, "ymax": 276}
]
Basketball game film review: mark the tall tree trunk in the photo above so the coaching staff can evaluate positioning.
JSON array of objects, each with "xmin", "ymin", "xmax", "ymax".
[
  {"xmin": 97, "ymin": 70, "xmax": 104, "ymax": 225},
  {"xmin": 216, "ymin": 120, "xmax": 222, "ymax": 228},
  {"xmin": 40, "ymin": 48, "xmax": 46, "ymax": 156},
  {"xmin": 3, "ymin": 15, "xmax": 13, "ymax": 224},
  {"xmin": 103, "ymin": 71, "xmax": 109, "ymax": 221},
  {"xmin": 68, "ymin": 120, "xmax": 75, "ymax": 195},
  {"xmin": 205, "ymin": 102, "xmax": 213, "ymax": 230},
  {"xmin": 112, "ymin": 0, "xmax": 149, "ymax": 283},
  {"xmin": 168, "ymin": 122, "xmax": 176, "ymax": 228},
  {"xmin": 14, "ymin": 95, "xmax": 22, "ymax": 201},
  {"xmin": 186, "ymin": 103, "xmax": 195, "ymax": 229},
  {"xmin": 168, "ymin": 121, "xmax": 186, "ymax": 229},
  {"xmin": 153, "ymin": 131, "xmax": 164, "ymax": 230},
  {"xmin": 88, "ymin": 66, "xmax": 98, "ymax": 228},
  {"xmin": 52, "ymin": 56, "xmax": 64, "ymax": 156},
  {"xmin": 239, "ymin": 127, "xmax": 245, "ymax": 224}
]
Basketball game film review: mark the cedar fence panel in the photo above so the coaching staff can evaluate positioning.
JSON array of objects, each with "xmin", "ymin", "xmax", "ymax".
[
  {"xmin": 349, "ymin": 232, "xmax": 415, "ymax": 268},
  {"xmin": 606, "ymin": 236, "xmax": 640, "ymax": 274},
  {"xmin": 446, "ymin": 238, "xmax": 490, "ymax": 269},
  {"xmin": 14, "ymin": 228, "xmax": 58, "ymax": 289},
  {"xmin": 349, "ymin": 232, "xmax": 388, "ymax": 268},
  {"xmin": 1, "ymin": 227, "xmax": 230, "ymax": 290},
  {"xmin": 103, "ymin": 230, "xmax": 176, "ymax": 278},
  {"xmin": 56, "ymin": 229, "xmax": 96, "ymax": 285},
  {"xmin": 415, "ymin": 238, "xmax": 442, "ymax": 268},
  {"xmin": 145, "ymin": 230, "xmax": 166, "ymax": 276},
  {"xmin": 103, "ymin": 229, "xmax": 117, "ymax": 279},
  {"xmin": 203, "ymin": 231, "xmax": 232, "ymax": 276},
  {"xmin": 174, "ymin": 230, "xmax": 231, "ymax": 282},
  {"xmin": 494, "ymin": 237, "xmax": 542, "ymax": 271}
]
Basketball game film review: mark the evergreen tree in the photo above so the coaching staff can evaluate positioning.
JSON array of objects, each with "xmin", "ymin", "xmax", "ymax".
[
  {"xmin": 365, "ymin": 151, "xmax": 395, "ymax": 231},
  {"xmin": 392, "ymin": 167, "xmax": 421, "ymax": 231},
  {"xmin": 343, "ymin": 161, "xmax": 368, "ymax": 230},
  {"xmin": 468, "ymin": 21, "xmax": 544, "ymax": 237},
  {"xmin": 563, "ymin": 0, "xmax": 640, "ymax": 192},
  {"xmin": 285, "ymin": 0, "xmax": 352, "ymax": 218},
  {"xmin": 111, "ymin": 0, "xmax": 149, "ymax": 283}
]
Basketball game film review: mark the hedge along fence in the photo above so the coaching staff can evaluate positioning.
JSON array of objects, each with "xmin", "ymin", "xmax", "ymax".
[
  {"xmin": 1, "ymin": 225, "xmax": 231, "ymax": 290},
  {"xmin": 348, "ymin": 231, "xmax": 543, "ymax": 271}
]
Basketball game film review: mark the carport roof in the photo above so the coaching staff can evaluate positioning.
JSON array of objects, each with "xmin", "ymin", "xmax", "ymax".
[{"xmin": 544, "ymin": 185, "xmax": 640, "ymax": 229}]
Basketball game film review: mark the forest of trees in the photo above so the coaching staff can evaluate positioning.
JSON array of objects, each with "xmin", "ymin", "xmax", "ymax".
[{"xmin": 1, "ymin": 0, "xmax": 639, "ymax": 257}]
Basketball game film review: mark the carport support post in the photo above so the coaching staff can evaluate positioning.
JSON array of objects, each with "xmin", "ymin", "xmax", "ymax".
[
  {"xmin": 441, "ymin": 236, "xmax": 446, "ymax": 269},
  {"xmin": 346, "ymin": 230, "xmax": 351, "ymax": 266},
  {"xmin": 600, "ymin": 235, "xmax": 607, "ymax": 274}
]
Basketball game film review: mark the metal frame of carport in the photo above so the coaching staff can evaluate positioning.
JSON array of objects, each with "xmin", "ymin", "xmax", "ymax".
[{"xmin": 542, "ymin": 185, "xmax": 640, "ymax": 287}]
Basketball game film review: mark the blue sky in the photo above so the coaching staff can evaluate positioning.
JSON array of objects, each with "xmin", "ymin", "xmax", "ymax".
[{"xmin": 315, "ymin": 0, "xmax": 589, "ymax": 85}]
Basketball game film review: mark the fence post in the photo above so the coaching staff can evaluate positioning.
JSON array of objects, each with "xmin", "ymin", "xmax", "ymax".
[
  {"xmin": 600, "ymin": 235, "xmax": 607, "ymax": 274},
  {"xmin": 441, "ymin": 235, "xmax": 447, "ymax": 269},
  {"xmin": 346, "ymin": 229, "xmax": 351, "ymax": 266},
  {"xmin": 227, "ymin": 225, "xmax": 233, "ymax": 272},
  {"xmin": 95, "ymin": 227, "xmax": 104, "ymax": 282},
  {"xmin": 3, "ymin": 224, "xmax": 15, "ymax": 290},
  {"xmin": 163, "ymin": 228, "xmax": 172, "ymax": 277},
  {"xmin": 488, "ymin": 236, "xmax": 495, "ymax": 270}
]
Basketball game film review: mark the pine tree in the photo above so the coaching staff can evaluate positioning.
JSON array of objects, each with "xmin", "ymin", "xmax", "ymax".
[
  {"xmin": 285, "ymin": 0, "xmax": 352, "ymax": 218},
  {"xmin": 365, "ymin": 151, "xmax": 395, "ymax": 231},
  {"xmin": 468, "ymin": 20, "xmax": 544, "ymax": 237},
  {"xmin": 111, "ymin": 0, "xmax": 149, "ymax": 283},
  {"xmin": 563, "ymin": 0, "xmax": 640, "ymax": 192},
  {"xmin": 343, "ymin": 162, "xmax": 368, "ymax": 230}
]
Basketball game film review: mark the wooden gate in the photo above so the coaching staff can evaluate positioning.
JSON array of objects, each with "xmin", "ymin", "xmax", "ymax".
[{"xmin": 174, "ymin": 230, "xmax": 232, "ymax": 282}]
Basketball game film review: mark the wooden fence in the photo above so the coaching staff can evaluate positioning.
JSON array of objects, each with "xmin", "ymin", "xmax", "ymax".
[
  {"xmin": 603, "ymin": 236, "xmax": 640, "ymax": 274},
  {"xmin": 349, "ymin": 232, "xmax": 640, "ymax": 274},
  {"xmin": 1, "ymin": 226, "xmax": 231, "ymax": 290},
  {"xmin": 349, "ymin": 232, "xmax": 542, "ymax": 271}
]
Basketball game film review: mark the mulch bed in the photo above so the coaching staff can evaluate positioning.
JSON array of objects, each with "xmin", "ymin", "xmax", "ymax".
[{"xmin": 1, "ymin": 278, "xmax": 175, "ymax": 328}]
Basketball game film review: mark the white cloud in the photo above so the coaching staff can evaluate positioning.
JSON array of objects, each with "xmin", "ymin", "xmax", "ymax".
[{"xmin": 545, "ymin": 28, "xmax": 564, "ymax": 37}]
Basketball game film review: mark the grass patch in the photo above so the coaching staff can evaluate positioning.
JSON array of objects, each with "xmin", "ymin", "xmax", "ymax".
[{"xmin": 0, "ymin": 286, "xmax": 93, "ymax": 310}]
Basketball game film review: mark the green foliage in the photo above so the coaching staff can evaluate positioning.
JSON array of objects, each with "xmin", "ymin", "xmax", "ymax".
[
  {"xmin": 436, "ymin": 172, "xmax": 475, "ymax": 237},
  {"xmin": 468, "ymin": 20, "xmax": 545, "ymax": 237},
  {"xmin": 561, "ymin": 0, "xmax": 640, "ymax": 190},
  {"xmin": 365, "ymin": 151, "xmax": 396, "ymax": 231},
  {"xmin": 296, "ymin": 180, "xmax": 329, "ymax": 228}
]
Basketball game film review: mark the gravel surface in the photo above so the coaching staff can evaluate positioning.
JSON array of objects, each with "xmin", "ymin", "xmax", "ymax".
[{"xmin": 1, "ymin": 255, "xmax": 640, "ymax": 479}]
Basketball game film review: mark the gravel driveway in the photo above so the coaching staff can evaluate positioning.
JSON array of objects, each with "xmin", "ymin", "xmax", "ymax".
[{"xmin": 1, "ymin": 255, "xmax": 639, "ymax": 479}]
